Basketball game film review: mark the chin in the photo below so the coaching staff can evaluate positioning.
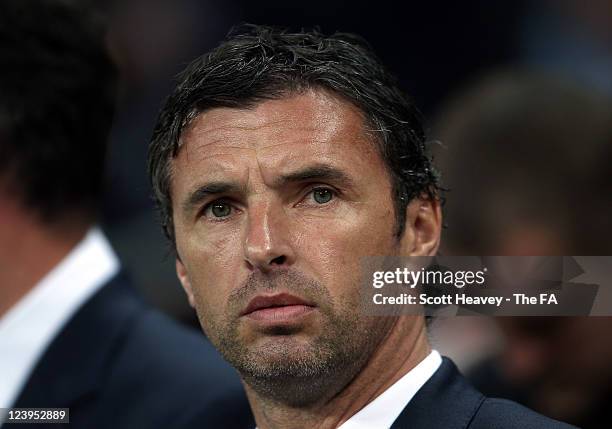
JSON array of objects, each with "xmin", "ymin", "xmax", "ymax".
[{"xmin": 240, "ymin": 337, "xmax": 331, "ymax": 377}]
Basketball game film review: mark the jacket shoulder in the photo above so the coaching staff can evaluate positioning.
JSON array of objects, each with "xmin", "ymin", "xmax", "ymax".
[
  {"xmin": 111, "ymin": 307, "xmax": 239, "ymax": 390},
  {"xmin": 470, "ymin": 397, "xmax": 577, "ymax": 429},
  {"xmin": 82, "ymin": 274, "xmax": 251, "ymax": 428},
  {"xmin": 391, "ymin": 357, "xmax": 576, "ymax": 429}
]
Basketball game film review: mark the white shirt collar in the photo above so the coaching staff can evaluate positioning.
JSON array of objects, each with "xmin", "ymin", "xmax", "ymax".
[
  {"xmin": 0, "ymin": 227, "xmax": 119, "ymax": 408},
  {"xmin": 338, "ymin": 349, "xmax": 442, "ymax": 429}
]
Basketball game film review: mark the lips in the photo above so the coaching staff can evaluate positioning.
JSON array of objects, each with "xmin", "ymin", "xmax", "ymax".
[
  {"xmin": 241, "ymin": 293, "xmax": 314, "ymax": 315},
  {"xmin": 240, "ymin": 293, "xmax": 315, "ymax": 319}
]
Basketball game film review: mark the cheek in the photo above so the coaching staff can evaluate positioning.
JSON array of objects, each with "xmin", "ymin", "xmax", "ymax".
[
  {"xmin": 295, "ymin": 204, "xmax": 396, "ymax": 300},
  {"xmin": 177, "ymin": 225, "xmax": 245, "ymax": 313},
  {"xmin": 299, "ymin": 202, "xmax": 396, "ymax": 256}
]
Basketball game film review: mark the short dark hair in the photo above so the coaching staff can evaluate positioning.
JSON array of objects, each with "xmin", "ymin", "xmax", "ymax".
[
  {"xmin": 0, "ymin": 0, "xmax": 117, "ymax": 223},
  {"xmin": 148, "ymin": 25, "xmax": 439, "ymax": 245}
]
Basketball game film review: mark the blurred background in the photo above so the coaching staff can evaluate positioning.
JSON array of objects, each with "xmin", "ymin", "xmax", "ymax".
[{"xmin": 96, "ymin": 0, "xmax": 612, "ymax": 427}]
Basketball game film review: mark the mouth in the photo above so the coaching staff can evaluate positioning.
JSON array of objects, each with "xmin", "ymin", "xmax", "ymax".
[{"xmin": 240, "ymin": 293, "xmax": 316, "ymax": 323}]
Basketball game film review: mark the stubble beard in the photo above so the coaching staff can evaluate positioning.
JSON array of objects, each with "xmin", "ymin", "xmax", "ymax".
[{"xmin": 195, "ymin": 270, "xmax": 389, "ymax": 407}]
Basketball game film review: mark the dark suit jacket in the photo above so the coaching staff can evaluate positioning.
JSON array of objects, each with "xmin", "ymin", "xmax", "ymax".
[
  {"xmin": 391, "ymin": 358, "xmax": 577, "ymax": 429},
  {"xmin": 11, "ymin": 271, "xmax": 254, "ymax": 429}
]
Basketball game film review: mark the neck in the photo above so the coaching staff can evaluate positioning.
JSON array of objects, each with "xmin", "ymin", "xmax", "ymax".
[
  {"xmin": 245, "ymin": 316, "xmax": 430, "ymax": 429},
  {"xmin": 0, "ymin": 199, "xmax": 89, "ymax": 318}
]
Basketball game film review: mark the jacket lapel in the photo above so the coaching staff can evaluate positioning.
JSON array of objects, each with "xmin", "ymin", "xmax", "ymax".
[{"xmin": 391, "ymin": 358, "xmax": 484, "ymax": 429}]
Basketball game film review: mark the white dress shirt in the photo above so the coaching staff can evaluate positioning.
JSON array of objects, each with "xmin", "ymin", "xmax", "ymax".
[
  {"xmin": 0, "ymin": 227, "xmax": 119, "ymax": 409},
  {"xmin": 338, "ymin": 350, "xmax": 442, "ymax": 429}
]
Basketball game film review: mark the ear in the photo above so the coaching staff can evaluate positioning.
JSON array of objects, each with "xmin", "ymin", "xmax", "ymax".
[
  {"xmin": 400, "ymin": 196, "xmax": 442, "ymax": 256},
  {"xmin": 176, "ymin": 258, "xmax": 196, "ymax": 308}
]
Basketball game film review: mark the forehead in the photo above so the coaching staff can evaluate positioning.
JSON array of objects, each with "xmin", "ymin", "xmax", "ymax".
[{"xmin": 171, "ymin": 90, "xmax": 384, "ymax": 189}]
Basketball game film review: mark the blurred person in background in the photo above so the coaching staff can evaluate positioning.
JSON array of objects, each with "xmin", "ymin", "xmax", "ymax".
[
  {"xmin": 0, "ymin": 1, "xmax": 252, "ymax": 427},
  {"xmin": 432, "ymin": 70, "xmax": 612, "ymax": 428}
]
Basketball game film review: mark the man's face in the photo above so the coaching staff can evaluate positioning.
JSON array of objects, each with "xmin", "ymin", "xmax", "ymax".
[{"xmin": 170, "ymin": 90, "xmax": 439, "ymax": 400}]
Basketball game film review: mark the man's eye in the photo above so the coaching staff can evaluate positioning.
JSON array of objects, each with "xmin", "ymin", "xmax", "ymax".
[
  {"xmin": 207, "ymin": 201, "xmax": 232, "ymax": 218},
  {"xmin": 311, "ymin": 188, "xmax": 334, "ymax": 204}
]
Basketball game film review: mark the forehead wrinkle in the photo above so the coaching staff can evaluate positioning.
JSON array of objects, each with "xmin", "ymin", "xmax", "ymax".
[
  {"xmin": 179, "ymin": 128, "xmax": 255, "ymax": 164},
  {"xmin": 182, "ymin": 96, "xmax": 345, "ymax": 149},
  {"xmin": 185, "ymin": 110, "xmax": 308, "ymax": 137},
  {"xmin": 181, "ymin": 123, "xmax": 325, "ymax": 158},
  {"xmin": 187, "ymin": 146, "xmax": 254, "ymax": 163},
  {"xmin": 250, "ymin": 120, "xmax": 349, "ymax": 154}
]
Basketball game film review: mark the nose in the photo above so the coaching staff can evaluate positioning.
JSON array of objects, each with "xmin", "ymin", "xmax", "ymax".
[{"xmin": 243, "ymin": 201, "xmax": 295, "ymax": 272}]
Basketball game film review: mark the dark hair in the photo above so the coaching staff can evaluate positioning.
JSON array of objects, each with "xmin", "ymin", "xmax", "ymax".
[
  {"xmin": 148, "ymin": 24, "xmax": 440, "ymax": 245},
  {"xmin": 0, "ymin": 0, "xmax": 117, "ymax": 223}
]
